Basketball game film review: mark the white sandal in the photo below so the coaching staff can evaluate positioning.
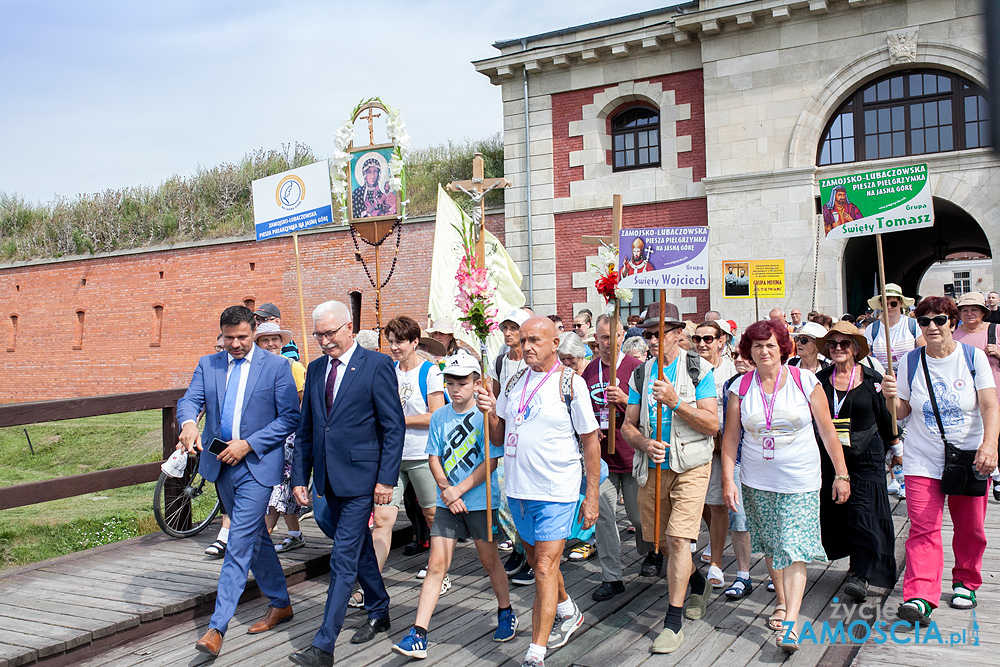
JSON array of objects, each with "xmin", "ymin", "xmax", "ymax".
[{"xmin": 707, "ymin": 564, "xmax": 726, "ymax": 588}]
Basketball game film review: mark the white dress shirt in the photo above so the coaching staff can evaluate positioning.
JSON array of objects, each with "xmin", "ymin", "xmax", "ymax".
[
  {"xmin": 324, "ymin": 341, "xmax": 357, "ymax": 407},
  {"xmin": 181, "ymin": 345, "xmax": 255, "ymax": 440}
]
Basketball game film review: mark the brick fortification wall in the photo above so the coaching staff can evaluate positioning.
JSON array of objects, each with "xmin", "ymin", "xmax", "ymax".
[{"xmin": 0, "ymin": 214, "xmax": 504, "ymax": 403}]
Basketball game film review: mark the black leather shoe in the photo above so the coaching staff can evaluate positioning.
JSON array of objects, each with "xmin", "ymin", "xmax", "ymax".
[
  {"xmin": 592, "ymin": 580, "xmax": 626, "ymax": 601},
  {"xmin": 288, "ymin": 645, "xmax": 333, "ymax": 667},
  {"xmin": 640, "ymin": 551, "xmax": 664, "ymax": 577},
  {"xmin": 350, "ymin": 616, "xmax": 391, "ymax": 644},
  {"xmin": 993, "ymin": 482, "xmax": 1000, "ymax": 502},
  {"xmin": 402, "ymin": 540, "xmax": 429, "ymax": 556}
]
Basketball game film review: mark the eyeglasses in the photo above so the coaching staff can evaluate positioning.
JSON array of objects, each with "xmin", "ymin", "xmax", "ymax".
[
  {"xmin": 312, "ymin": 321, "xmax": 350, "ymax": 340},
  {"xmin": 214, "ymin": 344, "xmax": 224, "ymax": 352},
  {"xmin": 916, "ymin": 315, "xmax": 950, "ymax": 328},
  {"xmin": 254, "ymin": 315, "xmax": 278, "ymax": 323},
  {"xmin": 794, "ymin": 336, "xmax": 814, "ymax": 345},
  {"xmin": 825, "ymin": 339, "xmax": 853, "ymax": 350},
  {"xmin": 691, "ymin": 335, "xmax": 717, "ymax": 344}
]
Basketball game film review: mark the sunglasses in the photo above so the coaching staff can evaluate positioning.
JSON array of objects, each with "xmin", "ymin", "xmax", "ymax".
[
  {"xmin": 794, "ymin": 336, "xmax": 814, "ymax": 345},
  {"xmin": 691, "ymin": 334, "xmax": 717, "ymax": 344},
  {"xmin": 825, "ymin": 339, "xmax": 854, "ymax": 350},
  {"xmin": 917, "ymin": 315, "xmax": 950, "ymax": 327},
  {"xmin": 572, "ymin": 323, "xmax": 586, "ymax": 329},
  {"xmin": 887, "ymin": 300, "xmax": 900, "ymax": 308}
]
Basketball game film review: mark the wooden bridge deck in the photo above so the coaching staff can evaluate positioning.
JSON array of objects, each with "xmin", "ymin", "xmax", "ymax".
[{"xmin": 1, "ymin": 496, "xmax": 994, "ymax": 666}]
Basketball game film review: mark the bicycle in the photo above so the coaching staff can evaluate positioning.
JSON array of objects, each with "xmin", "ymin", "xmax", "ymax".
[{"xmin": 153, "ymin": 453, "xmax": 222, "ymax": 538}]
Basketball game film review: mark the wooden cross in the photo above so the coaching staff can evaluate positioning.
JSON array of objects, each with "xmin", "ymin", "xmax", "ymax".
[
  {"xmin": 446, "ymin": 152, "xmax": 509, "ymax": 269},
  {"xmin": 361, "ymin": 106, "xmax": 381, "ymax": 145},
  {"xmin": 581, "ymin": 194, "xmax": 623, "ymax": 454}
]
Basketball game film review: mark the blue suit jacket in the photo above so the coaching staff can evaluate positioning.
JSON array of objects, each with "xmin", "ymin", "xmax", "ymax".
[
  {"xmin": 292, "ymin": 344, "xmax": 405, "ymax": 497},
  {"xmin": 177, "ymin": 346, "xmax": 301, "ymax": 487}
]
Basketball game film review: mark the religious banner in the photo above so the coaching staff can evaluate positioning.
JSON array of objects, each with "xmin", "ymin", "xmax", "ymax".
[
  {"xmin": 617, "ymin": 226, "xmax": 709, "ymax": 290},
  {"xmin": 250, "ymin": 160, "xmax": 333, "ymax": 241},
  {"xmin": 819, "ymin": 162, "xmax": 933, "ymax": 240},
  {"xmin": 722, "ymin": 260, "xmax": 785, "ymax": 299}
]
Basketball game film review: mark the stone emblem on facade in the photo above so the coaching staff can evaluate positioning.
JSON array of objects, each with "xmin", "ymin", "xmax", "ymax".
[{"xmin": 887, "ymin": 28, "xmax": 918, "ymax": 64}]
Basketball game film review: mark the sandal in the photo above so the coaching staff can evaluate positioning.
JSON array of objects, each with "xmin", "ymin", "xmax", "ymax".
[
  {"xmin": 204, "ymin": 540, "xmax": 226, "ymax": 558},
  {"xmin": 348, "ymin": 588, "xmax": 364, "ymax": 608},
  {"xmin": 897, "ymin": 598, "xmax": 932, "ymax": 623},
  {"xmin": 766, "ymin": 604, "xmax": 786, "ymax": 632},
  {"xmin": 950, "ymin": 583, "xmax": 977, "ymax": 609},
  {"xmin": 776, "ymin": 629, "xmax": 799, "ymax": 653},
  {"xmin": 724, "ymin": 576, "xmax": 752, "ymax": 601},
  {"xmin": 699, "ymin": 547, "xmax": 712, "ymax": 564},
  {"xmin": 569, "ymin": 543, "xmax": 597, "ymax": 560},
  {"xmin": 707, "ymin": 565, "xmax": 726, "ymax": 589},
  {"xmin": 766, "ymin": 580, "xmax": 775, "ymax": 592}
]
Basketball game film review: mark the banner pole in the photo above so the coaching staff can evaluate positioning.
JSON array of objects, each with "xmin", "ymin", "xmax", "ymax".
[
  {"xmin": 609, "ymin": 300, "xmax": 619, "ymax": 456},
  {"xmin": 875, "ymin": 233, "xmax": 897, "ymax": 432},
  {"xmin": 653, "ymin": 292, "xmax": 666, "ymax": 555},
  {"xmin": 292, "ymin": 232, "xmax": 309, "ymax": 361},
  {"xmin": 374, "ymin": 242, "xmax": 382, "ymax": 353}
]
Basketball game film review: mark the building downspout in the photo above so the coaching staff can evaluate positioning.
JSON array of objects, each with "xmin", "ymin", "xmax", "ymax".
[{"xmin": 521, "ymin": 39, "xmax": 534, "ymax": 308}]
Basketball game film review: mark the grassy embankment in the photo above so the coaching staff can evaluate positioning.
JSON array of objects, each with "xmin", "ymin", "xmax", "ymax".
[{"xmin": 0, "ymin": 411, "xmax": 165, "ymax": 569}]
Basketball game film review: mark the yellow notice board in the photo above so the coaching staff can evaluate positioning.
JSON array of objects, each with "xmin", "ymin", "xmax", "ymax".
[{"xmin": 722, "ymin": 260, "xmax": 785, "ymax": 299}]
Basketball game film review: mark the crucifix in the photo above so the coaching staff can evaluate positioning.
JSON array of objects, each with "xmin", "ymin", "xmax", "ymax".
[
  {"xmin": 361, "ymin": 106, "xmax": 381, "ymax": 145},
  {"xmin": 580, "ymin": 194, "xmax": 623, "ymax": 454},
  {"xmin": 446, "ymin": 152, "xmax": 509, "ymax": 269}
]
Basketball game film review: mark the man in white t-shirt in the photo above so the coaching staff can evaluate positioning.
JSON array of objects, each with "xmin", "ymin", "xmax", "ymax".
[{"xmin": 478, "ymin": 317, "xmax": 600, "ymax": 667}]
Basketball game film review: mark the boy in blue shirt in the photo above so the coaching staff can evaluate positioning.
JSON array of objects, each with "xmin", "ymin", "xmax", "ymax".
[{"xmin": 392, "ymin": 351, "xmax": 517, "ymax": 659}]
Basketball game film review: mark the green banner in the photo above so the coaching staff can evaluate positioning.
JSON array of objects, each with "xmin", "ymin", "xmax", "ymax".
[{"xmin": 819, "ymin": 163, "xmax": 933, "ymax": 240}]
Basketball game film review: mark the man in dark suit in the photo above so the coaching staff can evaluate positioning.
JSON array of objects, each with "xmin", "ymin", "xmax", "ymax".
[
  {"xmin": 289, "ymin": 300, "xmax": 405, "ymax": 667},
  {"xmin": 176, "ymin": 305, "xmax": 301, "ymax": 657}
]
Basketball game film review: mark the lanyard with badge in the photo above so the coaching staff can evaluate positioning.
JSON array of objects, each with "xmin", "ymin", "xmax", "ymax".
[
  {"xmin": 756, "ymin": 368, "xmax": 783, "ymax": 460},
  {"xmin": 597, "ymin": 362, "xmax": 610, "ymax": 430},
  {"xmin": 506, "ymin": 362, "xmax": 558, "ymax": 457},
  {"xmin": 830, "ymin": 365, "xmax": 857, "ymax": 448}
]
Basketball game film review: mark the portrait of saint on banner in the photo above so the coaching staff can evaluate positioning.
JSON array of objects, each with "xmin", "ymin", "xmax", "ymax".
[{"xmin": 349, "ymin": 146, "xmax": 398, "ymax": 221}]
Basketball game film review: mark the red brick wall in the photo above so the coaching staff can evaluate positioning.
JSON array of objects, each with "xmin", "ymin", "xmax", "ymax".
[
  {"xmin": 552, "ymin": 69, "xmax": 706, "ymax": 197},
  {"xmin": 0, "ymin": 213, "xmax": 504, "ymax": 403},
  {"xmin": 554, "ymin": 199, "xmax": 709, "ymax": 321}
]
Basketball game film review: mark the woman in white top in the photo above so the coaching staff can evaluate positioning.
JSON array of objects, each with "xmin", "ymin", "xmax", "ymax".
[
  {"xmin": 864, "ymin": 283, "xmax": 924, "ymax": 372},
  {"xmin": 788, "ymin": 321, "xmax": 831, "ymax": 373},
  {"xmin": 692, "ymin": 321, "xmax": 740, "ymax": 590},
  {"xmin": 881, "ymin": 296, "xmax": 999, "ymax": 624},
  {"xmin": 721, "ymin": 319, "xmax": 850, "ymax": 653}
]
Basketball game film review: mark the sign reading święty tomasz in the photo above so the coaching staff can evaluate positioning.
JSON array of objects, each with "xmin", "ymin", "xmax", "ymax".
[{"xmin": 819, "ymin": 163, "xmax": 933, "ymax": 240}]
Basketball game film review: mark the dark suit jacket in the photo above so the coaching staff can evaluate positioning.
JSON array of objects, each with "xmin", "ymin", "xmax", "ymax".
[
  {"xmin": 177, "ymin": 346, "xmax": 301, "ymax": 487},
  {"xmin": 292, "ymin": 344, "xmax": 405, "ymax": 497}
]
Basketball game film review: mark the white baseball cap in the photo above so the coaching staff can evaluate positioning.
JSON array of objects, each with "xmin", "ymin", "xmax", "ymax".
[
  {"xmin": 441, "ymin": 350, "xmax": 481, "ymax": 377},
  {"xmin": 500, "ymin": 308, "xmax": 530, "ymax": 328}
]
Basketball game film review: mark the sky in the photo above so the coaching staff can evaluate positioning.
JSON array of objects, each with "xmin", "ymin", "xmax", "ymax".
[{"xmin": 0, "ymin": 1, "xmax": 669, "ymax": 205}]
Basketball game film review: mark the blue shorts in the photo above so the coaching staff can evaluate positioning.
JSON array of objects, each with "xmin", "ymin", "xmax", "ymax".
[
  {"xmin": 728, "ymin": 465, "xmax": 749, "ymax": 532},
  {"xmin": 509, "ymin": 497, "xmax": 577, "ymax": 545}
]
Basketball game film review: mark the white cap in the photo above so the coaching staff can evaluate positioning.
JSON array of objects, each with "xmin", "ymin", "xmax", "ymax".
[
  {"xmin": 797, "ymin": 321, "xmax": 828, "ymax": 339},
  {"xmin": 161, "ymin": 449, "xmax": 188, "ymax": 478},
  {"xmin": 441, "ymin": 350, "xmax": 482, "ymax": 377},
  {"xmin": 500, "ymin": 308, "xmax": 530, "ymax": 328}
]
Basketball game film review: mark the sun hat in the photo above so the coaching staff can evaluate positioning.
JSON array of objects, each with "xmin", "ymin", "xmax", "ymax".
[
  {"xmin": 441, "ymin": 350, "xmax": 481, "ymax": 377},
  {"xmin": 794, "ymin": 321, "xmax": 829, "ymax": 340},
  {"xmin": 418, "ymin": 332, "xmax": 448, "ymax": 358},
  {"xmin": 956, "ymin": 291, "xmax": 989, "ymax": 315},
  {"xmin": 500, "ymin": 308, "xmax": 531, "ymax": 328},
  {"xmin": 254, "ymin": 321, "xmax": 292, "ymax": 345},
  {"xmin": 816, "ymin": 321, "xmax": 870, "ymax": 361},
  {"xmin": 867, "ymin": 283, "xmax": 914, "ymax": 312},
  {"xmin": 638, "ymin": 301, "xmax": 685, "ymax": 331},
  {"xmin": 425, "ymin": 320, "xmax": 455, "ymax": 335}
]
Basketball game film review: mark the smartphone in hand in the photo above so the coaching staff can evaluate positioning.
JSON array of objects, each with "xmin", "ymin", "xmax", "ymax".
[{"xmin": 208, "ymin": 438, "xmax": 228, "ymax": 456}]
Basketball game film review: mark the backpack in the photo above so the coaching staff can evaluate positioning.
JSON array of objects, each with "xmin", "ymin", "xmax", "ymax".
[
  {"xmin": 396, "ymin": 360, "xmax": 450, "ymax": 404},
  {"xmin": 904, "ymin": 342, "xmax": 977, "ymax": 388},
  {"xmin": 870, "ymin": 317, "xmax": 918, "ymax": 340}
]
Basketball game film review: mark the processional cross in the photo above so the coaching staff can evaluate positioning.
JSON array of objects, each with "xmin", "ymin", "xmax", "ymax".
[
  {"xmin": 361, "ymin": 107, "xmax": 381, "ymax": 145},
  {"xmin": 446, "ymin": 152, "xmax": 509, "ymax": 269}
]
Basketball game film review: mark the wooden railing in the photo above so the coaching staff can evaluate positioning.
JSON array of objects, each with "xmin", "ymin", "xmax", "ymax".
[{"xmin": 0, "ymin": 390, "xmax": 186, "ymax": 511}]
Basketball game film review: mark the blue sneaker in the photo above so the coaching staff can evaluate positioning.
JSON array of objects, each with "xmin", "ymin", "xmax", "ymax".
[
  {"xmin": 391, "ymin": 628, "xmax": 428, "ymax": 660},
  {"xmin": 494, "ymin": 608, "xmax": 518, "ymax": 642}
]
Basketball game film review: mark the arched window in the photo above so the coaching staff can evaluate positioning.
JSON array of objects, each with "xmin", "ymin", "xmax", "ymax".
[
  {"xmin": 818, "ymin": 69, "xmax": 989, "ymax": 166},
  {"xmin": 612, "ymin": 106, "xmax": 660, "ymax": 171}
]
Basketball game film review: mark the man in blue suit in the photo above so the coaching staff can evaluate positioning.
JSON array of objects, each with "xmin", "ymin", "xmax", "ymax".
[
  {"xmin": 288, "ymin": 300, "xmax": 405, "ymax": 667},
  {"xmin": 176, "ymin": 305, "xmax": 301, "ymax": 657}
]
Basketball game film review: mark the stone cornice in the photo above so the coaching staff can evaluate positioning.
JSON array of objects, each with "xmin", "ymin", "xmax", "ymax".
[
  {"xmin": 702, "ymin": 166, "xmax": 818, "ymax": 194},
  {"xmin": 672, "ymin": 0, "xmax": 880, "ymax": 38}
]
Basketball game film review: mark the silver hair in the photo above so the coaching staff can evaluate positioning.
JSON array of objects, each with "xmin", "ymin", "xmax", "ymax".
[
  {"xmin": 621, "ymin": 335, "xmax": 649, "ymax": 356},
  {"xmin": 355, "ymin": 329, "xmax": 379, "ymax": 350},
  {"xmin": 558, "ymin": 331, "xmax": 589, "ymax": 359},
  {"xmin": 312, "ymin": 300, "xmax": 351, "ymax": 324}
]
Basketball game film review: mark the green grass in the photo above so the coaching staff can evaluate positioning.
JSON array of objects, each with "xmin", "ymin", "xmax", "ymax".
[{"xmin": 0, "ymin": 411, "xmax": 165, "ymax": 569}]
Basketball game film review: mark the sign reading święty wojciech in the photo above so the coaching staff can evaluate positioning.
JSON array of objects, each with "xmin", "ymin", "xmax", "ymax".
[{"xmin": 819, "ymin": 163, "xmax": 933, "ymax": 240}]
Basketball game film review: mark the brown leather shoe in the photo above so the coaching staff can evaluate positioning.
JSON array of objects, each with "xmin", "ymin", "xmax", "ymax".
[
  {"xmin": 247, "ymin": 605, "xmax": 294, "ymax": 634},
  {"xmin": 195, "ymin": 628, "xmax": 223, "ymax": 656}
]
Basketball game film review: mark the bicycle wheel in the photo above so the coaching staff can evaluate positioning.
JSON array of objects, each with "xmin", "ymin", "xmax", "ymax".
[{"xmin": 153, "ymin": 467, "xmax": 221, "ymax": 538}]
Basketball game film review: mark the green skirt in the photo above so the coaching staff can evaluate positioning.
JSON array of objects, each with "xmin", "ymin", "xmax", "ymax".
[{"xmin": 742, "ymin": 485, "xmax": 827, "ymax": 570}]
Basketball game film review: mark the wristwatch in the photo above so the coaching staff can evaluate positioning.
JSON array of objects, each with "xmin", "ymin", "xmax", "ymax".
[{"xmin": 834, "ymin": 474, "xmax": 851, "ymax": 482}]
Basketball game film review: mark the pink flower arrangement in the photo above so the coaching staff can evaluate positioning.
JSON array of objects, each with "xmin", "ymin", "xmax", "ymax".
[{"xmin": 453, "ymin": 220, "xmax": 498, "ymax": 340}]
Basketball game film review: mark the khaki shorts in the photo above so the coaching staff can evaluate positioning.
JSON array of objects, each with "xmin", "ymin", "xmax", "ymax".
[
  {"xmin": 395, "ymin": 459, "xmax": 439, "ymax": 509},
  {"xmin": 638, "ymin": 461, "xmax": 711, "ymax": 544}
]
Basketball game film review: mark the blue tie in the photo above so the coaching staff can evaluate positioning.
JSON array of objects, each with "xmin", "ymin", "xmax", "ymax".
[{"xmin": 220, "ymin": 358, "xmax": 245, "ymax": 442}]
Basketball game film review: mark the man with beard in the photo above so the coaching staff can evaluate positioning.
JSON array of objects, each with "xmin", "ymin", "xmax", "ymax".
[
  {"xmin": 822, "ymin": 185, "xmax": 862, "ymax": 234},
  {"xmin": 620, "ymin": 237, "xmax": 655, "ymax": 277}
]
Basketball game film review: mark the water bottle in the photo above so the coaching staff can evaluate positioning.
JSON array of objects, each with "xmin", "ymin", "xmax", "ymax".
[
  {"xmin": 973, "ymin": 467, "xmax": 990, "ymax": 481},
  {"xmin": 892, "ymin": 464, "xmax": 905, "ymax": 488}
]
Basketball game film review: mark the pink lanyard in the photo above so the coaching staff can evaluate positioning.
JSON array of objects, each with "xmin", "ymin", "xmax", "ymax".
[
  {"xmin": 755, "ymin": 367, "xmax": 784, "ymax": 460},
  {"xmin": 516, "ymin": 362, "xmax": 559, "ymax": 423},
  {"xmin": 830, "ymin": 365, "xmax": 857, "ymax": 419}
]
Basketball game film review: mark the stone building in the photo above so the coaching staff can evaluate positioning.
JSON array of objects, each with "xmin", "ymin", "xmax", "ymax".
[{"xmin": 474, "ymin": 0, "xmax": 995, "ymax": 324}]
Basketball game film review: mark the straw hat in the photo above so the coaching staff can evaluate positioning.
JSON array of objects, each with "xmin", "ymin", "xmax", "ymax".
[
  {"xmin": 956, "ymin": 291, "xmax": 989, "ymax": 315},
  {"xmin": 816, "ymin": 321, "xmax": 870, "ymax": 361},
  {"xmin": 867, "ymin": 283, "xmax": 914, "ymax": 312},
  {"xmin": 418, "ymin": 332, "xmax": 448, "ymax": 358}
]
